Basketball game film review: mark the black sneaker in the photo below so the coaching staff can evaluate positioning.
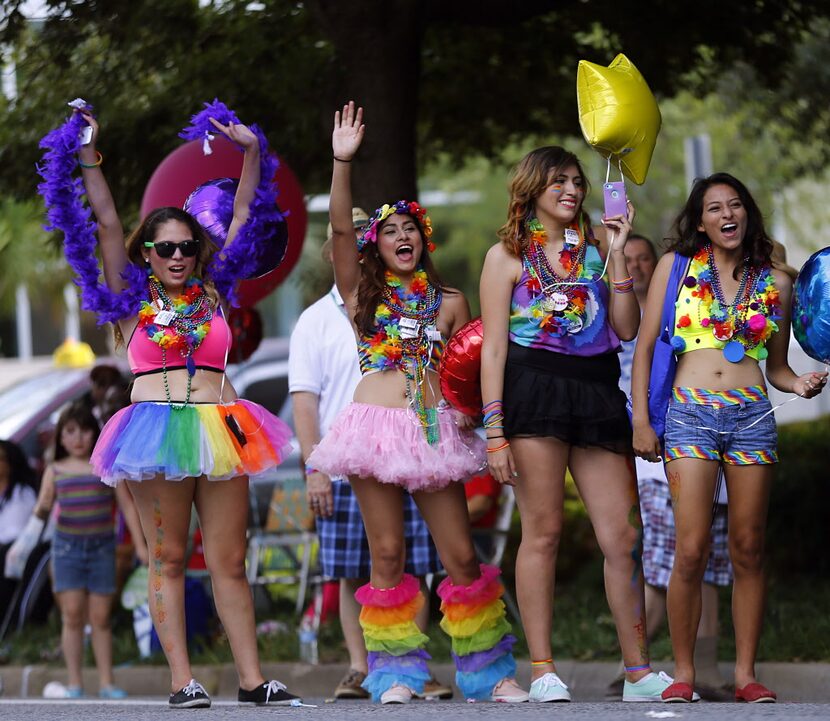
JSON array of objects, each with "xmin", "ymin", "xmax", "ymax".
[
  {"xmin": 238, "ymin": 680, "xmax": 299, "ymax": 706},
  {"xmin": 169, "ymin": 679, "xmax": 211, "ymax": 708}
]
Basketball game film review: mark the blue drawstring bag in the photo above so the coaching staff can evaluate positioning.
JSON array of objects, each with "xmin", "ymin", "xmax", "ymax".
[{"xmin": 628, "ymin": 253, "xmax": 689, "ymax": 443}]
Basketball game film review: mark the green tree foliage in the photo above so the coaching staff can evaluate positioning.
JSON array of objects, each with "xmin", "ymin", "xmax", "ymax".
[
  {"xmin": 0, "ymin": 0, "xmax": 821, "ymax": 219},
  {"xmin": 0, "ymin": 197, "xmax": 68, "ymax": 312}
]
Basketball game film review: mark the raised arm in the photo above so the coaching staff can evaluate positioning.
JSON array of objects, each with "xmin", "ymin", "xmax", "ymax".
[
  {"xmin": 211, "ymin": 118, "xmax": 261, "ymax": 248},
  {"xmin": 330, "ymin": 101, "xmax": 365, "ymax": 302},
  {"xmin": 602, "ymin": 201, "xmax": 640, "ymax": 341},
  {"xmin": 77, "ymin": 110, "xmax": 128, "ymax": 294}
]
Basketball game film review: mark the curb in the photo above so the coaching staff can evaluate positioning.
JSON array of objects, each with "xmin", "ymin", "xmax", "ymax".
[{"xmin": 2, "ymin": 662, "xmax": 830, "ymax": 702}]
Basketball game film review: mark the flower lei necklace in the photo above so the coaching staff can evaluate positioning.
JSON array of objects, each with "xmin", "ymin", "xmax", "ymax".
[
  {"xmin": 675, "ymin": 243, "xmax": 780, "ymax": 363},
  {"xmin": 137, "ymin": 275, "xmax": 213, "ymax": 406},
  {"xmin": 366, "ymin": 268, "xmax": 442, "ymax": 444},
  {"xmin": 522, "ymin": 217, "xmax": 590, "ymax": 337}
]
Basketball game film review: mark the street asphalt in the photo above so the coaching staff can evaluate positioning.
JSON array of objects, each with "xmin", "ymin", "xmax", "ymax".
[{"xmin": 2, "ymin": 698, "xmax": 830, "ymax": 720}]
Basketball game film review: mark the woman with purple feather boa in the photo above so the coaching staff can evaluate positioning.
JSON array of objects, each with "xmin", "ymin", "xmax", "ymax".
[{"xmin": 38, "ymin": 102, "xmax": 299, "ymax": 708}]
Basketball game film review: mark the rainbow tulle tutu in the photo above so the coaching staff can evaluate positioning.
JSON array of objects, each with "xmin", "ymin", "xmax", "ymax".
[{"xmin": 92, "ymin": 400, "xmax": 293, "ymax": 486}]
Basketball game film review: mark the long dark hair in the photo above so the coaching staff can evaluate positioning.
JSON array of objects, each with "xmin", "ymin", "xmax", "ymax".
[
  {"xmin": 114, "ymin": 206, "xmax": 221, "ymax": 347},
  {"xmin": 498, "ymin": 146, "xmax": 593, "ymax": 257},
  {"xmin": 666, "ymin": 173, "xmax": 773, "ymax": 277},
  {"xmin": 0, "ymin": 440, "xmax": 37, "ymax": 504},
  {"xmin": 354, "ymin": 215, "xmax": 451, "ymax": 336},
  {"xmin": 52, "ymin": 402, "xmax": 100, "ymax": 462}
]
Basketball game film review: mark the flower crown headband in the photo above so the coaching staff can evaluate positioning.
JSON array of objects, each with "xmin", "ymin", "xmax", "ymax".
[{"xmin": 358, "ymin": 200, "xmax": 434, "ymax": 252}]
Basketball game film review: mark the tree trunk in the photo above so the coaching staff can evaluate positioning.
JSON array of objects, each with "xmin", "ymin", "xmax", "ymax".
[{"xmin": 308, "ymin": 0, "xmax": 423, "ymax": 210}]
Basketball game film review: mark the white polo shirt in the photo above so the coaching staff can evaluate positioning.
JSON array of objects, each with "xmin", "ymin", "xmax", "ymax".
[{"xmin": 288, "ymin": 286, "xmax": 362, "ymax": 433}]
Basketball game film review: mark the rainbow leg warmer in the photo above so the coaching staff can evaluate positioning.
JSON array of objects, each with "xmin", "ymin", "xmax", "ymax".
[
  {"xmin": 438, "ymin": 564, "xmax": 517, "ymax": 700},
  {"xmin": 356, "ymin": 574, "xmax": 431, "ymax": 700}
]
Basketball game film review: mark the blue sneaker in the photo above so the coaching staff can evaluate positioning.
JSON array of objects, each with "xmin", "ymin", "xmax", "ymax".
[
  {"xmin": 623, "ymin": 671, "xmax": 701, "ymax": 702},
  {"xmin": 65, "ymin": 686, "xmax": 85, "ymax": 699},
  {"xmin": 99, "ymin": 685, "xmax": 128, "ymax": 699}
]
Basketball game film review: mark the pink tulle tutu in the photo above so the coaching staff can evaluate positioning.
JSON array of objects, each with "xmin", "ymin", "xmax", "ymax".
[{"xmin": 307, "ymin": 402, "xmax": 485, "ymax": 491}]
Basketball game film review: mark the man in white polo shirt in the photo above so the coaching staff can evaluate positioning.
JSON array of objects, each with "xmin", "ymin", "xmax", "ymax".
[{"xmin": 289, "ymin": 208, "xmax": 450, "ymax": 701}]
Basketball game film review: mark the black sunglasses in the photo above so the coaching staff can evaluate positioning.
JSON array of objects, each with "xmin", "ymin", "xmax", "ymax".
[{"xmin": 144, "ymin": 239, "xmax": 200, "ymax": 258}]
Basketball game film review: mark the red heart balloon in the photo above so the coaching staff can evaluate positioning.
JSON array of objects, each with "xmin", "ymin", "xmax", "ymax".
[
  {"xmin": 140, "ymin": 137, "xmax": 307, "ymax": 306},
  {"xmin": 439, "ymin": 316, "xmax": 483, "ymax": 417}
]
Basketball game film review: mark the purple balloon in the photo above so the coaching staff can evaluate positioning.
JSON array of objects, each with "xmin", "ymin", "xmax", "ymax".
[{"xmin": 183, "ymin": 177, "xmax": 288, "ymax": 279}]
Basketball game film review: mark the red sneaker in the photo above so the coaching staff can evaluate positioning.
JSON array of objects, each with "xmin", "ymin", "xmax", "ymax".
[{"xmin": 735, "ymin": 682, "xmax": 777, "ymax": 703}]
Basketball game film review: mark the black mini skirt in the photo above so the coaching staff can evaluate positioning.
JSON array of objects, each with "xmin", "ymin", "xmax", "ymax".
[{"xmin": 503, "ymin": 343, "xmax": 632, "ymax": 454}]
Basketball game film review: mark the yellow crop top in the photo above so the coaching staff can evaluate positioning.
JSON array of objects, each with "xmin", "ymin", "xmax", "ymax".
[{"xmin": 670, "ymin": 245, "xmax": 781, "ymax": 363}]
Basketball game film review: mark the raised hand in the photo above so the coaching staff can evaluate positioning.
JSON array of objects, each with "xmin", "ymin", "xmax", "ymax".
[
  {"xmin": 603, "ymin": 200, "xmax": 636, "ymax": 253},
  {"xmin": 75, "ymin": 109, "xmax": 99, "ymax": 150},
  {"xmin": 332, "ymin": 101, "xmax": 365, "ymax": 161},
  {"xmin": 209, "ymin": 117, "xmax": 259, "ymax": 152}
]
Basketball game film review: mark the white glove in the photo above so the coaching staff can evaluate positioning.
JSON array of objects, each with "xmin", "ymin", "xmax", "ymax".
[{"xmin": 4, "ymin": 515, "xmax": 45, "ymax": 579}]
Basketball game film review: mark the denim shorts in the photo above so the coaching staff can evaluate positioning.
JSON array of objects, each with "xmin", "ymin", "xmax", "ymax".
[
  {"xmin": 664, "ymin": 386, "xmax": 778, "ymax": 465},
  {"xmin": 51, "ymin": 534, "xmax": 117, "ymax": 595}
]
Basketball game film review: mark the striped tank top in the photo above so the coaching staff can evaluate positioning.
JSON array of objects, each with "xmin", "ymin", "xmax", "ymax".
[{"xmin": 54, "ymin": 471, "xmax": 115, "ymax": 540}]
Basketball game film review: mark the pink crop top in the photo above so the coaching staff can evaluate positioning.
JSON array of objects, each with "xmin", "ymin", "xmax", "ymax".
[{"xmin": 128, "ymin": 312, "xmax": 231, "ymax": 376}]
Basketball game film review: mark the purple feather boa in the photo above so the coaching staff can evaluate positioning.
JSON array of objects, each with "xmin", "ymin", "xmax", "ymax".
[
  {"xmin": 37, "ymin": 107, "xmax": 146, "ymax": 325},
  {"xmin": 37, "ymin": 99, "xmax": 282, "ymax": 326},
  {"xmin": 179, "ymin": 99, "xmax": 283, "ymax": 306}
]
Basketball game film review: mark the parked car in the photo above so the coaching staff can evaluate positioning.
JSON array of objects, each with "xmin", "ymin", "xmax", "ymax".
[{"xmin": 226, "ymin": 337, "xmax": 303, "ymax": 528}]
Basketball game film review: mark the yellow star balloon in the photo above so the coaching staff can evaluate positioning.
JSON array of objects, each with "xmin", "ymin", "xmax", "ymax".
[{"xmin": 577, "ymin": 54, "xmax": 662, "ymax": 185}]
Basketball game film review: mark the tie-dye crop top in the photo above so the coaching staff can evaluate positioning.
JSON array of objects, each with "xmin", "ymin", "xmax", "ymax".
[{"xmin": 509, "ymin": 242, "xmax": 621, "ymax": 356}]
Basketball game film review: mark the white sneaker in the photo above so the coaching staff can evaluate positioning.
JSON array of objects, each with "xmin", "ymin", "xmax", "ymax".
[
  {"xmin": 529, "ymin": 672, "xmax": 571, "ymax": 702},
  {"xmin": 491, "ymin": 677, "xmax": 529, "ymax": 703},
  {"xmin": 380, "ymin": 684, "xmax": 413, "ymax": 704}
]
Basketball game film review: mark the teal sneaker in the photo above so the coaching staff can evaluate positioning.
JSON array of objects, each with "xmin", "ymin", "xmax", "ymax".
[
  {"xmin": 65, "ymin": 686, "xmax": 85, "ymax": 699},
  {"xmin": 99, "ymin": 685, "xmax": 128, "ymax": 699},
  {"xmin": 623, "ymin": 671, "xmax": 673, "ymax": 702}
]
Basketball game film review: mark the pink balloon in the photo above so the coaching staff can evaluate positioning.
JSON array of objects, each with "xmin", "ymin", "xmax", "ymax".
[{"xmin": 141, "ymin": 137, "xmax": 307, "ymax": 306}]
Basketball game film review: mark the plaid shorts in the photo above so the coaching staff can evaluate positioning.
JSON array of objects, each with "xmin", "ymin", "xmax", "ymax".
[
  {"xmin": 317, "ymin": 480, "xmax": 443, "ymax": 579},
  {"xmin": 639, "ymin": 476, "xmax": 733, "ymax": 588}
]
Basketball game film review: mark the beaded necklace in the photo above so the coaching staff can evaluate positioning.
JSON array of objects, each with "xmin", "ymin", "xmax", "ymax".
[
  {"xmin": 137, "ymin": 275, "xmax": 213, "ymax": 406},
  {"xmin": 677, "ymin": 244, "xmax": 780, "ymax": 363},
  {"xmin": 522, "ymin": 217, "xmax": 590, "ymax": 337},
  {"xmin": 366, "ymin": 268, "xmax": 443, "ymax": 444}
]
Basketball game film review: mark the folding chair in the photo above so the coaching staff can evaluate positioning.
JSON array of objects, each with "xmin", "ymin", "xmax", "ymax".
[
  {"xmin": 245, "ymin": 477, "xmax": 321, "ymax": 615},
  {"xmin": 470, "ymin": 485, "xmax": 521, "ymax": 623}
]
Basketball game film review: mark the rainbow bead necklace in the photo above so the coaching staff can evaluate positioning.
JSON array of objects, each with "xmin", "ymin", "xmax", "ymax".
[
  {"xmin": 366, "ymin": 268, "xmax": 443, "ymax": 444},
  {"xmin": 138, "ymin": 275, "xmax": 213, "ymax": 405},
  {"xmin": 522, "ymin": 217, "xmax": 590, "ymax": 337},
  {"xmin": 677, "ymin": 244, "xmax": 780, "ymax": 363}
]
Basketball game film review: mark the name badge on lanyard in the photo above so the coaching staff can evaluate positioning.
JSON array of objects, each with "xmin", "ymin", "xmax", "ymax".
[
  {"xmin": 426, "ymin": 325, "xmax": 442, "ymax": 342},
  {"xmin": 399, "ymin": 316, "xmax": 420, "ymax": 340},
  {"xmin": 155, "ymin": 310, "xmax": 176, "ymax": 326}
]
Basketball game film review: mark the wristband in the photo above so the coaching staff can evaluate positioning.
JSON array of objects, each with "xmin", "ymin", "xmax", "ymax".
[
  {"xmin": 304, "ymin": 465, "xmax": 318, "ymax": 476},
  {"xmin": 333, "ymin": 156, "xmax": 352, "ymax": 163},
  {"xmin": 79, "ymin": 151, "xmax": 103, "ymax": 168}
]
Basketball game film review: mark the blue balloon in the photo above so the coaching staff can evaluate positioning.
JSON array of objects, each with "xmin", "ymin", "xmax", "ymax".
[
  {"xmin": 792, "ymin": 246, "xmax": 830, "ymax": 364},
  {"xmin": 183, "ymin": 177, "xmax": 288, "ymax": 279}
]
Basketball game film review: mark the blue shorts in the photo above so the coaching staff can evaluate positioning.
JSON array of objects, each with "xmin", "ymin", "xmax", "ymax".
[
  {"xmin": 51, "ymin": 534, "xmax": 117, "ymax": 595},
  {"xmin": 317, "ymin": 480, "xmax": 442, "ymax": 579},
  {"xmin": 664, "ymin": 386, "xmax": 778, "ymax": 465}
]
